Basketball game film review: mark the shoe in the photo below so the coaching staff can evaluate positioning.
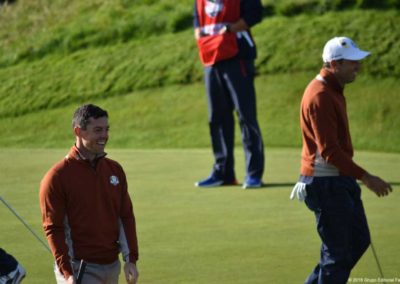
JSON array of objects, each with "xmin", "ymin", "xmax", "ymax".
[
  {"xmin": 243, "ymin": 177, "xmax": 262, "ymax": 189},
  {"xmin": 195, "ymin": 175, "xmax": 224, "ymax": 187},
  {"xmin": 195, "ymin": 176, "xmax": 239, "ymax": 187},
  {"xmin": 0, "ymin": 264, "xmax": 26, "ymax": 284}
]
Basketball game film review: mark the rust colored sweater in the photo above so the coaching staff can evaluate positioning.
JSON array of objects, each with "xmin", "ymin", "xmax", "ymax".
[
  {"xmin": 300, "ymin": 68, "xmax": 366, "ymax": 179},
  {"xmin": 39, "ymin": 146, "xmax": 138, "ymax": 279}
]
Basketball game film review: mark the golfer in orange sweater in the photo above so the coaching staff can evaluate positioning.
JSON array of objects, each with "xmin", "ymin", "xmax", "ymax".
[
  {"xmin": 40, "ymin": 104, "xmax": 139, "ymax": 284},
  {"xmin": 291, "ymin": 37, "xmax": 392, "ymax": 284}
]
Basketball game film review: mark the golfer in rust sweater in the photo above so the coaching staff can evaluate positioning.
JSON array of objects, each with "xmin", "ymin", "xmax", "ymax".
[
  {"xmin": 40, "ymin": 104, "xmax": 139, "ymax": 284},
  {"xmin": 291, "ymin": 37, "xmax": 392, "ymax": 284}
]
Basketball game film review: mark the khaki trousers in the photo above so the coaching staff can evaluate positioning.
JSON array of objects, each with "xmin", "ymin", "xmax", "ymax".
[{"xmin": 55, "ymin": 259, "xmax": 121, "ymax": 284}]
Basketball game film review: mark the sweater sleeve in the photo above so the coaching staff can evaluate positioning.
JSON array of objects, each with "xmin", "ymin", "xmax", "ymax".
[
  {"xmin": 39, "ymin": 169, "xmax": 73, "ymax": 279},
  {"xmin": 193, "ymin": 1, "xmax": 199, "ymax": 28},
  {"xmin": 241, "ymin": 0, "xmax": 263, "ymax": 27},
  {"xmin": 118, "ymin": 168, "xmax": 139, "ymax": 263},
  {"xmin": 308, "ymin": 93, "xmax": 366, "ymax": 179}
]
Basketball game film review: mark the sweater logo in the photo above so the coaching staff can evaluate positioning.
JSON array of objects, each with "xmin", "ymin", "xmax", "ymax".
[{"xmin": 110, "ymin": 175, "xmax": 119, "ymax": 186}]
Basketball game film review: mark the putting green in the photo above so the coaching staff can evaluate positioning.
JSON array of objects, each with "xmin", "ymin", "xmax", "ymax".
[{"xmin": 0, "ymin": 148, "xmax": 398, "ymax": 283}]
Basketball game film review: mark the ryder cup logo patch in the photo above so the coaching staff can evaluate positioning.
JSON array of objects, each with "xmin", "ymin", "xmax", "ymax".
[
  {"xmin": 110, "ymin": 175, "xmax": 119, "ymax": 186},
  {"xmin": 205, "ymin": 0, "xmax": 224, "ymax": 18}
]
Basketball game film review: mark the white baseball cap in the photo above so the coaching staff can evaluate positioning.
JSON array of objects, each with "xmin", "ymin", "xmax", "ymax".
[{"xmin": 322, "ymin": 37, "xmax": 370, "ymax": 63}]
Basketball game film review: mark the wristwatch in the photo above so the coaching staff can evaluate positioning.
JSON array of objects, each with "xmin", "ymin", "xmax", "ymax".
[{"xmin": 222, "ymin": 24, "xmax": 231, "ymax": 33}]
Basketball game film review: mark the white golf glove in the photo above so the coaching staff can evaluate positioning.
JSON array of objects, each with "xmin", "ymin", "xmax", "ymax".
[{"xmin": 290, "ymin": 182, "xmax": 307, "ymax": 201}]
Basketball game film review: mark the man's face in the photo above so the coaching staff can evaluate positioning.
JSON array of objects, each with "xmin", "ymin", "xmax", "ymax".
[
  {"xmin": 334, "ymin": 59, "xmax": 361, "ymax": 85},
  {"xmin": 76, "ymin": 116, "xmax": 109, "ymax": 156}
]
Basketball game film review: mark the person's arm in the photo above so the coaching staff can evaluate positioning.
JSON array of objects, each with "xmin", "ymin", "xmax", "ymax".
[
  {"xmin": 195, "ymin": 0, "xmax": 262, "ymax": 37},
  {"xmin": 39, "ymin": 170, "xmax": 74, "ymax": 280},
  {"xmin": 194, "ymin": 27, "xmax": 201, "ymax": 40},
  {"xmin": 117, "ymin": 167, "xmax": 139, "ymax": 282},
  {"xmin": 308, "ymin": 93, "xmax": 366, "ymax": 179},
  {"xmin": 193, "ymin": 1, "xmax": 201, "ymax": 39},
  {"xmin": 219, "ymin": 0, "xmax": 262, "ymax": 35},
  {"xmin": 124, "ymin": 262, "xmax": 139, "ymax": 284},
  {"xmin": 240, "ymin": 0, "xmax": 263, "ymax": 28},
  {"xmin": 308, "ymin": 93, "xmax": 392, "ymax": 196},
  {"xmin": 193, "ymin": 0, "xmax": 249, "ymax": 37},
  {"xmin": 361, "ymin": 172, "xmax": 392, "ymax": 197},
  {"xmin": 220, "ymin": 19, "xmax": 249, "ymax": 34},
  {"xmin": 66, "ymin": 276, "xmax": 75, "ymax": 284}
]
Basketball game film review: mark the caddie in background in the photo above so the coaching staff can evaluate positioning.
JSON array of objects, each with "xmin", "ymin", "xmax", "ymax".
[
  {"xmin": 290, "ymin": 37, "xmax": 392, "ymax": 283},
  {"xmin": 39, "ymin": 104, "xmax": 139, "ymax": 284},
  {"xmin": 193, "ymin": 0, "xmax": 265, "ymax": 189}
]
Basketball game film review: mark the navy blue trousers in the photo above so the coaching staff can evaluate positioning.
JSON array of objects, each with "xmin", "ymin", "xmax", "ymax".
[
  {"xmin": 0, "ymin": 248, "xmax": 18, "ymax": 276},
  {"xmin": 204, "ymin": 57, "xmax": 264, "ymax": 181},
  {"xmin": 303, "ymin": 176, "xmax": 371, "ymax": 284}
]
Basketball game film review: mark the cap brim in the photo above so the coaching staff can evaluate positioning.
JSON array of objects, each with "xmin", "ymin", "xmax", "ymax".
[{"xmin": 344, "ymin": 50, "xmax": 370, "ymax": 61}]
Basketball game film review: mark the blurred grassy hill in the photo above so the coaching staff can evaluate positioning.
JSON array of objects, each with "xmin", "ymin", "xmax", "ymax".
[{"xmin": 0, "ymin": 0, "xmax": 399, "ymax": 151}]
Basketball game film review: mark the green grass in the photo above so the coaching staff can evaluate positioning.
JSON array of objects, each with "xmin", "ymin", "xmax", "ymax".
[
  {"xmin": 2, "ymin": 10, "xmax": 400, "ymax": 119},
  {"xmin": 0, "ymin": 72, "xmax": 399, "ymax": 152},
  {"xmin": 0, "ymin": 148, "xmax": 399, "ymax": 283},
  {"xmin": 0, "ymin": 1, "xmax": 399, "ymax": 283},
  {"xmin": 1, "ymin": 2, "xmax": 399, "ymax": 152}
]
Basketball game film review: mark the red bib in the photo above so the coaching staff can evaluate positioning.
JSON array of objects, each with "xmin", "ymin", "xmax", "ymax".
[{"xmin": 196, "ymin": 0, "xmax": 240, "ymax": 66}]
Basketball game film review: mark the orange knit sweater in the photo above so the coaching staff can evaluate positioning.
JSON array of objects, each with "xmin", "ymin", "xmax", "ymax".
[
  {"xmin": 300, "ymin": 68, "xmax": 366, "ymax": 179},
  {"xmin": 39, "ymin": 146, "xmax": 138, "ymax": 279}
]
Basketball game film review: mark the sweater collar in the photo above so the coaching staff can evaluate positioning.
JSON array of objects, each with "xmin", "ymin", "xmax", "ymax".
[
  {"xmin": 67, "ymin": 145, "xmax": 107, "ymax": 164},
  {"xmin": 319, "ymin": 68, "xmax": 344, "ymax": 94}
]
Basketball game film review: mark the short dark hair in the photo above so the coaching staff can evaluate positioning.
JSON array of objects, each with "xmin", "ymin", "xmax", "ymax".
[
  {"xmin": 323, "ymin": 59, "xmax": 344, "ymax": 69},
  {"xmin": 323, "ymin": 61, "xmax": 331, "ymax": 68},
  {"xmin": 72, "ymin": 104, "xmax": 108, "ymax": 129}
]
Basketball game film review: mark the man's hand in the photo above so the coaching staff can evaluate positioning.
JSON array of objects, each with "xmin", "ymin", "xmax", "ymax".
[
  {"xmin": 361, "ymin": 172, "xmax": 392, "ymax": 197},
  {"xmin": 194, "ymin": 28, "xmax": 201, "ymax": 40},
  {"xmin": 66, "ymin": 275, "xmax": 75, "ymax": 284},
  {"xmin": 124, "ymin": 262, "xmax": 139, "ymax": 284},
  {"xmin": 219, "ymin": 19, "xmax": 249, "ymax": 35}
]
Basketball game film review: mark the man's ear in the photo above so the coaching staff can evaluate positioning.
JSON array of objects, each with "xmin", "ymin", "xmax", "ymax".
[
  {"xmin": 330, "ymin": 60, "xmax": 341, "ymax": 71},
  {"xmin": 74, "ymin": 126, "xmax": 81, "ymax": 137}
]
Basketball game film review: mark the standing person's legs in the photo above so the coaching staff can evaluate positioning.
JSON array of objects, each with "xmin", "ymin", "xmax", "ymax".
[
  {"xmin": 55, "ymin": 260, "xmax": 121, "ymax": 284},
  {"xmin": 203, "ymin": 64, "xmax": 236, "ymax": 182},
  {"xmin": 304, "ymin": 177, "xmax": 365, "ymax": 284},
  {"xmin": 348, "ymin": 179, "xmax": 371, "ymax": 269},
  {"xmin": 221, "ymin": 58, "xmax": 264, "ymax": 180}
]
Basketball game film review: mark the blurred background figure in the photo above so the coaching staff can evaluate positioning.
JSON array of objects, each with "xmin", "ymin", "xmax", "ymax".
[
  {"xmin": 0, "ymin": 248, "xmax": 25, "ymax": 283},
  {"xmin": 193, "ymin": 0, "xmax": 265, "ymax": 189}
]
